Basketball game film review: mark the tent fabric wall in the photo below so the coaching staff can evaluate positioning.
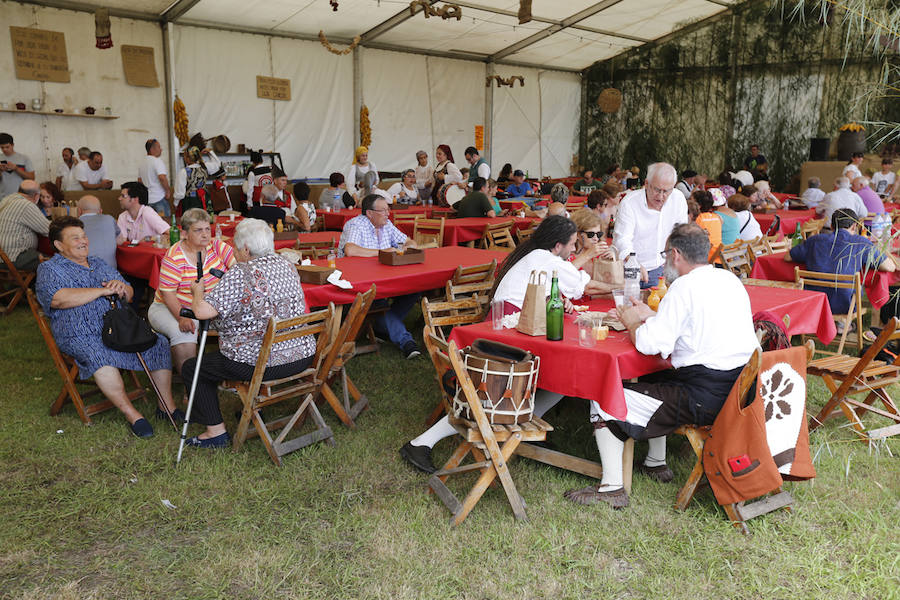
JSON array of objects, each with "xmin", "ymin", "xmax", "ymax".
[
  {"xmin": 0, "ymin": 1, "xmax": 168, "ymax": 185},
  {"xmin": 427, "ymin": 56, "xmax": 486, "ymax": 172},
  {"xmin": 540, "ymin": 71, "xmax": 581, "ymax": 179}
]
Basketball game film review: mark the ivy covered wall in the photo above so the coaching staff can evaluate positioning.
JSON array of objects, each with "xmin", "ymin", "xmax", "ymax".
[{"xmin": 582, "ymin": 1, "xmax": 893, "ymax": 190}]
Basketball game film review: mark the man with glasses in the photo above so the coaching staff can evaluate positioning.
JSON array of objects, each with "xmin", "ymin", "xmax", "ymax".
[
  {"xmin": 339, "ymin": 195, "xmax": 422, "ymax": 359},
  {"xmin": 613, "ymin": 162, "xmax": 688, "ymax": 288}
]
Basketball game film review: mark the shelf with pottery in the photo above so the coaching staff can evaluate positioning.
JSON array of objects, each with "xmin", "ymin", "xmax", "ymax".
[{"xmin": 0, "ymin": 108, "xmax": 118, "ymax": 120}]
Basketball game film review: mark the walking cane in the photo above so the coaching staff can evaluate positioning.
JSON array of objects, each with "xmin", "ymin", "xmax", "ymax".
[{"xmin": 176, "ymin": 252, "xmax": 224, "ymax": 464}]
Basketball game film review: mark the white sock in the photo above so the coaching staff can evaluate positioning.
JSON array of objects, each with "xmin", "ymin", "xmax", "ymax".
[
  {"xmin": 595, "ymin": 426, "xmax": 624, "ymax": 489},
  {"xmin": 410, "ymin": 415, "xmax": 457, "ymax": 448},
  {"xmin": 533, "ymin": 390, "xmax": 564, "ymax": 418},
  {"xmin": 644, "ymin": 436, "xmax": 667, "ymax": 467}
]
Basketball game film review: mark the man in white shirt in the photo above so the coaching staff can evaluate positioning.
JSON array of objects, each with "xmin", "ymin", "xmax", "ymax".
[
  {"xmin": 613, "ymin": 162, "xmax": 688, "ymax": 287},
  {"xmin": 55, "ymin": 147, "xmax": 80, "ymax": 192},
  {"xmin": 73, "ymin": 152, "xmax": 113, "ymax": 190},
  {"xmin": 463, "ymin": 146, "xmax": 490, "ymax": 189},
  {"xmin": 0, "ymin": 133, "xmax": 36, "ymax": 197},
  {"xmin": 565, "ymin": 223, "xmax": 759, "ymax": 509},
  {"xmin": 137, "ymin": 138, "xmax": 172, "ymax": 217},
  {"xmin": 816, "ymin": 176, "xmax": 868, "ymax": 226},
  {"xmin": 800, "ymin": 177, "xmax": 825, "ymax": 208}
]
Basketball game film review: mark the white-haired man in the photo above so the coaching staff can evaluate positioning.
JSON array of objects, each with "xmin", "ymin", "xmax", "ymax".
[
  {"xmin": 566, "ymin": 223, "xmax": 759, "ymax": 509},
  {"xmin": 816, "ymin": 177, "xmax": 868, "ymax": 226},
  {"xmin": 800, "ymin": 177, "xmax": 825, "ymax": 209},
  {"xmin": 613, "ymin": 162, "xmax": 688, "ymax": 287}
]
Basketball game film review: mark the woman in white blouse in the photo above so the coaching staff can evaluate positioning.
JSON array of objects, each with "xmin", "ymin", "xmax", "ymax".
[
  {"xmin": 346, "ymin": 146, "xmax": 378, "ymax": 195},
  {"xmin": 729, "ymin": 193, "xmax": 764, "ymax": 241},
  {"xmin": 386, "ymin": 169, "xmax": 419, "ymax": 205},
  {"xmin": 430, "ymin": 144, "xmax": 463, "ymax": 204}
]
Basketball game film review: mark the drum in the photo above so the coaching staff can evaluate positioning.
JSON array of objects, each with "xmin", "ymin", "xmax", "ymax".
[
  {"xmin": 437, "ymin": 183, "xmax": 465, "ymax": 207},
  {"xmin": 452, "ymin": 341, "xmax": 540, "ymax": 424}
]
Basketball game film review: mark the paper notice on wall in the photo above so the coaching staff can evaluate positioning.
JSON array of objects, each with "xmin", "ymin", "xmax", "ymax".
[
  {"xmin": 121, "ymin": 45, "xmax": 159, "ymax": 87},
  {"xmin": 475, "ymin": 125, "xmax": 484, "ymax": 151},
  {"xmin": 256, "ymin": 76, "xmax": 291, "ymax": 101},
  {"xmin": 9, "ymin": 26, "xmax": 70, "ymax": 83}
]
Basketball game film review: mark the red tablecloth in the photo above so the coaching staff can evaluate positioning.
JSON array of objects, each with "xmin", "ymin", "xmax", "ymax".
[
  {"xmin": 749, "ymin": 251, "xmax": 899, "ymax": 308},
  {"xmin": 754, "ymin": 209, "xmax": 818, "ymax": 235},
  {"xmin": 395, "ymin": 216, "xmax": 538, "ymax": 246},
  {"xmin": 448, "ymin": 285, "xmax": 836, "ymax": 419},
  {"xmin": 301, "ymin": 246, "xmax": 506, "ymax": 307},
  {"xmin": 215, "ymin": 215, "xmax": 243, "ymax": 238},
  {"xmin": 116, "ymin": 232, "xmax": 338, "ymax": 288},
  {"xmin": 322, "ymin": 206, "xmax": 428, "ymax": 230}
]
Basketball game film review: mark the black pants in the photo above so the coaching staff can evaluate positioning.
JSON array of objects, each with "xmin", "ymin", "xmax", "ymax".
[{"xmin": 181, "ymin": 352, "xmax": 314, "ymax": 426}]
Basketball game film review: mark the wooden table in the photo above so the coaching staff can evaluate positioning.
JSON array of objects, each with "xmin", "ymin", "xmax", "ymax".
[{"xmin": 301, "ymin": 246, "xmax": 506, "ymax": 307}]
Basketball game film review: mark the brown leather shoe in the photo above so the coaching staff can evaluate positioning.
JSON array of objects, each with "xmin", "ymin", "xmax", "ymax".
[
  {"xmin": 563, "ymin": 485, "xmax": 629, "ymax": 509},
  {"xmin": 637, "ymin": 463, "xmax": 674, "ymax": 483}
]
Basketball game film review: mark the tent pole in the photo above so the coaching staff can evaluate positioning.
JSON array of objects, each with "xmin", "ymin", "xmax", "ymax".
[
  {"xmin": 353, "ymin": 46, "xmax": 362, "ymax": 148},
  {"xmin": 484, "ymin": 62, "xmax": 494, "ymax": 169},
  {"xmin": 162, "ymin": 21, "xmax": 177, "ymax": 178}
]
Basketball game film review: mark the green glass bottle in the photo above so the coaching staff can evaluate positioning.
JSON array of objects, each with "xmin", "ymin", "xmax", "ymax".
[
  {"xmin": 791, "ymin": 223, "xmax": 802, "ymax": 248},
  {"xmin": 169, "ymin": 214, "xmax": 180, "ymax": 246},
  {"xmin": 546, "ymin": 270, "xmax": 564, "ymax": 341}
]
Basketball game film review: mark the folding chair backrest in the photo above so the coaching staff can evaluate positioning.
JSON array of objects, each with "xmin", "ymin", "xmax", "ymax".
[
  {"xmin": 565, "ymin": 200, "xmax": 585, "ymax": 211},
  {"xmin": 445, "ymin": 259, "xmax": 497, "ymax": 306},
  {"xmin": 26, "ymin": 289, "xmax": 74, "ymax": 388},
  {"xmin": 245, "ymin": 305, "xmax": 335, "ymax": 402},
  {"xmin": 745, "ymin": 236, "xmax": 768, "ymax": 263},
  {"xmin": 414, "ymin": 218, "xmax": 445, "ymax": 248},
  {"xmin": 422, "ymin": 296, "xmax": 484, "ymax": 341},
  {"xmin": 765, "ymin": 237, "xmax": 791, "ymax": 254},
  {"xmin": 717, "ymin": 241, "xmax": 752, "ymax": 278},
  {"xmin": 0, "ymin": 245, "xmax": 36, "ymax": 315},
  {"xmin": 794, "ymin": 268, "xmax": 860, "ymax": 293},
  {"xmin": 393, "ymin": 213, "xmax": 422, "ymax": 224},
  {"xmin": 516, "ymin": 225, "xmax": 535, "ymax": 244},
  {"xmin": 482, "ymin": 220, "xmax": 516, "ymax": 251},
  {"xmin": 800, "ymin": 218, "xmax": 825, "ymax": 239},
  {"xmin": 295, "ymin": 239, "xmax": 332, "ymax": 259},
  {"xmin": 319, "ymin": 284, "xmax": 377, "ymax": 375}
]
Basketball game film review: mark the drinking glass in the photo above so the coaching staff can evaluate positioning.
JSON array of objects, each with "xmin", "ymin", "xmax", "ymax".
[
  {"xmin": 577, "ymin": 316, "xmax": 595, "ymax": 347},
  {"xmin": 491, "ymin": 299, "xmax": 504, "ymax": 330},
  {"xmin": 612, "ymin": 288, "xmax": 625, "ymax": 310}
]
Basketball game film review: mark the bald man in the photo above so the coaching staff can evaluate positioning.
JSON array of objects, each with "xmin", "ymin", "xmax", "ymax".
[
  {"xmin": 0, "ymin": 180, "xmax": 48, "ymax": 270},
  {"xmin": 78, "ymin": 194, "xmax": 120, "ymax": 269}
]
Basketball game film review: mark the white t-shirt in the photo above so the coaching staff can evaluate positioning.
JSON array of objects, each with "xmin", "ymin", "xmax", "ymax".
[
  {"xmin": 73, "ymin": 161, "xmax": 109, "ymax": 188},
  {"xmin": 613, "ymin": 188, "xmax": 689, "ymax": 271},
  {"xmin": 871, "ymin": 171, "xmax": 896, "ymax": 197},
  {"xmin": 800, "ymin": 187, "xmax": 825, "ymax": 208},
  {"xmin": 734, "ymin": 210, "xmax": 763, "ymax": 241},
  {"xmin": 493, "ymin": 249, "xmax": 590, "ymax": 309},
  {"xmin": 138, "ymin": 155, "xmax": 169, "ymax": 205},
  {"xmin": 635, "ymin": 265, "xmax": 758, "ymax": 370},
  {"xmin": 386, "ymin": 182, "xmax": 418, "ymax": 203},
  {"xmin": 56, "ymin": 161, "xmax": 79, "ymax": 191}
]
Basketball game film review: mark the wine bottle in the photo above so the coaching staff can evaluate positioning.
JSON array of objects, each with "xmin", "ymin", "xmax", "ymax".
[{"xmin": 546, "ymin": 270, "xmax": 564, "ymax": 341}]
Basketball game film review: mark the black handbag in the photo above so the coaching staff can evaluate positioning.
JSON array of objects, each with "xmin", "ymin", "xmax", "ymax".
[{"xmin": 102, "ymin": 296, "xmax": 158, "ymax": 353}]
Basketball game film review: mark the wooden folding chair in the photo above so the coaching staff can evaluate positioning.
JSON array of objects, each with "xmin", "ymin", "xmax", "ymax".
[
  {"xmin": 444, "ymin": 259, "xmax": 497, "ymax": 310},
  {"xmin": 745, "ymin": 236, "xmax": 769, "ymax": 263},
  {"xmin": 393, "ymin": 213, "xmax": 422, "ymax": 224},
  {"xmin": 515, "ymin": 225, "xmax": 535, "ymax": 244},
  {"xmin": 414, "ymin": 218, "xmax": 445, "ymax": 248},
  {"xmin": 800, "ymin": 218, "xmax": 825, "ymax": 239},
  {"xmin": 765, "ymin": 237, "xmax": 792, "ymax": 254},
  {"xmin": 428, "ymin": 340, "xmax": 553, "ymax": 526},
  {"xmin": 795, "ymin": 268, "xmax": 865, "ymax": 355},
  {"xmin": 316, "ymin": 285, "xmax": 377, "ymax": 428},
  {"xmin": 715, "ymin": 241, "xmax": 752, "ymax": 278},
  {"xmin": 0, "ymin": 245, "xmax": 36, "ymax": 315},
  {"xmin": 807, "ymin": 318, "xmax": 900, "ymax": 443},
  {"xmin": 565, "ymin": 199, "xmax": 585, "ymax": 211},
  {"xmin": 672, "ymin": 345, "xmax": 811, "ymax": 534},
  {"xmin": 294, "ymin": 239, "xmax": 332, "ymax": 259},
  {"xmin": 481, "ymin": 220, "xmax": 516, "ymax": 251},
  {"xmin": 26, "ymin": 290, "xmax": 145, "ymax": 424},
  {"xmin": 228, "ymin": 305, "xmax": 338, "ymax": 466},
  {"xmin": 421, "ymin": 297, "xmax": 484, "ymax": 425}
]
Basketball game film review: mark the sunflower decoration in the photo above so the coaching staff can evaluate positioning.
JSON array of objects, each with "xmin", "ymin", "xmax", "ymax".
[
  {"xmin": 173, "ymin": 96, "xmax": 189, "ymax": 146},
  {"xmin": 360, "ymin": 105, "xmax": 372, "ymax": 148},
  {"xmin": 839, "ymin": 122, "xmax": 865, "ymax": 132}
]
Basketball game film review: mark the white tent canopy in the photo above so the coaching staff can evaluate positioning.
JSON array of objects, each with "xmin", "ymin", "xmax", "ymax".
[{"xmin": 2, "ymin": 0, "xmax": 740, "ymax": 183}]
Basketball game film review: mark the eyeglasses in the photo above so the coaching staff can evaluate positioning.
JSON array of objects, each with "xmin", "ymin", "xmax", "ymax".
[
  {"xmin": 647, "ymin": 184, "xmax": 673, "ymax": 197},
  {"xmin": 581, "ymin": 231, "xmax": 602, "ymax": 239},
  {"xmin": 369, "ymin": 208, "xmax": 390, "ymax": 214}
]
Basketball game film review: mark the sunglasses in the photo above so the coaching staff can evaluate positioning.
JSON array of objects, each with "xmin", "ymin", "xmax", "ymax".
[{"xmin": 581, "ymin": 231, "xmax": 603, "ymax": 238}]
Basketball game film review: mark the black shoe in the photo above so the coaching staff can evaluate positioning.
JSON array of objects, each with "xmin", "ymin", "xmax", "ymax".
[
  {"xmin": 156, "ymin": 407, "xmax": 186, "ymax": 424},
  {"xmin": 130, "ymin": 418, "xmax": 154, "ymax": 438},
  {"xmin": 184, "ymin": 432, "xmax": 231, "ymax": 449},
  {"xmin": 400, "ymin": 442, "xmax": 435, "ymax": 473},
  {"xmin": 402, "ymin": 341, "xmax": 422, "ymax": 360},
  {"xmin": 638, "ymin": 463, "xmax": 674, "ymax": 483}
]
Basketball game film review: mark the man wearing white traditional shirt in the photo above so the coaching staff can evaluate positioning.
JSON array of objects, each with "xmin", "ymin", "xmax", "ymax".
[
  {"xmin": 137, "ymin": 138, "xmax": 172, "ymax": 217},
  {"xmin": 800, "ymin": 177, "xmax": 825, "ymax": 208},
  {"xmin": 565, "ymin": 223, "xmax": 759, "ymax": 510},
  {"xmin": 55, "ymin": 147, "xmax": 80, "ymax": 192},
  {"xmin": 613, "ymin": 162, "xmax": 688, "ymax": 288},
  {"xmin": 816, "ymin": 176, "xmax": 868, "ymax": 226},
  {"xmin": 74, "ymin": 151, "xmax": 113, "ymax": 190},
  {"xmin": 462, "ymin": 146, "xmax": 490, "ymax": 189}
]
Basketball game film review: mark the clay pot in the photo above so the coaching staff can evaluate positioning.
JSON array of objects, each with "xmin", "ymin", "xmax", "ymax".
[{"xmin": 837, "ymin": 130, "xmax": 865, "ymax": 161}]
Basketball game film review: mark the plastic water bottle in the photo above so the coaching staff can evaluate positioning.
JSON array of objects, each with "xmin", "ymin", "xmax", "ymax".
[{"xmin": 624, "ymin": 252, "xmax": 641, "ymax": 304}]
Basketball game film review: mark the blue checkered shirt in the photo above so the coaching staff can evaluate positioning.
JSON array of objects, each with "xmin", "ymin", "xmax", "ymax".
[{"xmin": 338, "ymin": 214, "xmax": 408, "ymax": 257}]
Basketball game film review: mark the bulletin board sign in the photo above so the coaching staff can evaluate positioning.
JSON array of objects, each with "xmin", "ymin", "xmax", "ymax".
[
  {"xmin": 256, "ymin": 76, "xmax": 291, "ymax": 101},
  {"xmin": 9, "ymin": 26, "xmax": 70, "ymax": 83},
  {"xmin": 121, "ymin": 45, "xmax": 159, "ymax": 87}
]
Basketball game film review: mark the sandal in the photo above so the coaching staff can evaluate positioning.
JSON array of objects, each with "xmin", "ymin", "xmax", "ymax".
[{"xmin": 563, "ymin": 485, "xmax": 629, "ymax": 509}]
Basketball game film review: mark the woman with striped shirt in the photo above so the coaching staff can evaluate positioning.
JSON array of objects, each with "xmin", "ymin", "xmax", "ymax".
[{"xmin": 147, "ymin": 208, "xmax": 235, "ymax": 375}]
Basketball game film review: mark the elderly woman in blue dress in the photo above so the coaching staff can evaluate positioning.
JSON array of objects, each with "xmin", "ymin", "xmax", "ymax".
[
  {"xmin": 35, "ymin": 217, "xmax": 179, "ymax": 438},
  {"xmin": 180, "ymin": 218, "xmax": 318, "ymax": 449}
]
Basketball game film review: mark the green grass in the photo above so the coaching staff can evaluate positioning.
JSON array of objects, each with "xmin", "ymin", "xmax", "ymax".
[{"xmin": 1, "ymin": 306, "xmax": 898, "ymax": 599}]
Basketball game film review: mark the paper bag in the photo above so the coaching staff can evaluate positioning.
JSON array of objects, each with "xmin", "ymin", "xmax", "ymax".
[
  {"xmin": 50, "ymin": 206, "xmax": 70, "ymax": 219},
  {"xmin": 516, "ymin": 270, "xmax": 547, "ymax": 336},
  {"xmin": 593, "ymin": 246, "xmax": 624, "ymax": 286}
]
